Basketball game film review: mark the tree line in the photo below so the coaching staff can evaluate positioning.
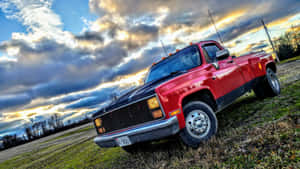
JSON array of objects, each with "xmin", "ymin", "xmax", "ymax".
[
  {"xmin": 275, "ymin": 27, "xmax": 300, "ymax": 60},
  {"xmin": 0, "ymin": 113, "xmax": 91, "ymax": 150}
]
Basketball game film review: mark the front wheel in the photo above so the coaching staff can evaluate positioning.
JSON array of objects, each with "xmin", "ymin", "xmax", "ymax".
[
  {"xmin": 179, "ymin": 101, "xmax": 218, "ymax": 148},
  {"xmin": 253, "ymin": 68, "xmax": 280, "ymax": 98}
]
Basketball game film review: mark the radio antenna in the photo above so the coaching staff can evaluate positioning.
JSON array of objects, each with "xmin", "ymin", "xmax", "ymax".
[
  {"xmin": 160, "ymin": 40, "xmax": 168, "ymax": 57},
  {"xmin": 208, "ymin": 9, "xmax": 224, "ymax": 45}
]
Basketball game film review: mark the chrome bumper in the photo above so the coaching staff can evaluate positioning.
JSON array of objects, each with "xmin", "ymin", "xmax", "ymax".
[{"xmin": 94, "ymin": 116, "xmax": 179, "ymax": 147}]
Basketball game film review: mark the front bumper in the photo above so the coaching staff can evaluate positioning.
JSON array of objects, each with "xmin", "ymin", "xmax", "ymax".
[{"xmin": 94, "ymin": 116, "xmax": 179, "ymax": 148}]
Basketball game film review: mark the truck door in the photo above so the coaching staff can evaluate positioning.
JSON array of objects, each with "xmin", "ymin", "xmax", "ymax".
[{"xmin": 201, "ymin": 43, "xmax": 246, "ymax": 107}]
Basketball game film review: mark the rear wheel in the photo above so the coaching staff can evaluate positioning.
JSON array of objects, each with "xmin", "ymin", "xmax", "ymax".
[
  {"xmin": 253, "ymin": 68, "xmax": 280, "ymax": 98},
  {"xmin": 179, "ymin": 101, "xmax": 217, "ymax": 148}
]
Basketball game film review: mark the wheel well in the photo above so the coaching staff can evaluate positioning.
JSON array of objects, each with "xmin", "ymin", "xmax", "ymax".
[
  {"xmin": 266, "ymin": 62, "xmax": 276, "ymax": 73},
  {"xmin": 182, "ymin": 89, "xmax": 217, "ymax": 111}
]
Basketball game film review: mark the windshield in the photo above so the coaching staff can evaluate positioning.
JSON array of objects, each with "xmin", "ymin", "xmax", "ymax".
[{"xmin": 145, "ymin": 45, "xmax": 201, "ymax": 83}]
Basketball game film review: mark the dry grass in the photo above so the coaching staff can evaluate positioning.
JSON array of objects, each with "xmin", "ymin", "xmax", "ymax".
[{"xmin": 113, "ymin": 114, "xmax": 299, "ymax": 169}]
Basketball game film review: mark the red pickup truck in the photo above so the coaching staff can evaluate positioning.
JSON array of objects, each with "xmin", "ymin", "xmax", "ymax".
[{"xmin": 93, "ymin": 40, "xmax": 280, "ymax": 152}]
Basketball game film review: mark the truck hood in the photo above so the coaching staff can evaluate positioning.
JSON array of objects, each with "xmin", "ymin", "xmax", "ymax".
[{"xmin": 93, "ymin": 71, "xmax": 186, "ymax": 117}]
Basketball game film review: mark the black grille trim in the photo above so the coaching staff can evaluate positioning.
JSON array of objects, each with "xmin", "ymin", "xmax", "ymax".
[{"xmin": 96, "ymin": 95, "xmax": 165, "ymax": 135}]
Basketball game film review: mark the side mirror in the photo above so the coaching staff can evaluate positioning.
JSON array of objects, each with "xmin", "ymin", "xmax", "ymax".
[
  {"xmin": 211, "ymin": 54, "xmax": 219, "ymax": 70},
  {"xmin": 212, "ymin": 62, "xmax": 219, "ymax": 70},
  {"xmin": 216, "ymin": 49, "xmax": 230, "ymax": 60}
]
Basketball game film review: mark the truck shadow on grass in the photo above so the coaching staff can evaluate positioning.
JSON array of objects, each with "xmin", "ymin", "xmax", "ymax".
[{"xmin": 216, "ymin": 94, "xmax": 260, "ymax": 130}]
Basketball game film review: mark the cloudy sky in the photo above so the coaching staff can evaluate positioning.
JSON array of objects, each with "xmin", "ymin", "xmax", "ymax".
[{"xmin": 0, "ymin": 0, "xmax": 299, "ymax": 137}]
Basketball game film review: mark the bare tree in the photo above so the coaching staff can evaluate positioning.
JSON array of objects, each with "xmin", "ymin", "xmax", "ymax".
[
  {"xmin": 25, "ymin": 127, "xmax": 33, "ymax": 140},
  {"xmin": 32, "ymin": 123, "xmax": 38, "ymax": 138},
  {"xmin": 48, "ymin": 113, "xmax": 63, "ymax": 130},
  {"xmin": 3, "ymin": 134, "xmax": 17, "ymax": 148},
  {"xmin": 48, "ymin": 118, "xmax": 55, "ymax": 130},
  {"xmin": 41, "ymin": 120, "xmax": 47, "ymax": 135}
]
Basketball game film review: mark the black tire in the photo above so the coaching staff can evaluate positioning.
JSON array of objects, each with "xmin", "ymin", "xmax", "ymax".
[
  {"xmin": 179, "ymin": 101, "xmax": 218, "ymax": 148},
  {"xmin": 253, "ymin": 68, "xmax": 280, "ymax": 98}
]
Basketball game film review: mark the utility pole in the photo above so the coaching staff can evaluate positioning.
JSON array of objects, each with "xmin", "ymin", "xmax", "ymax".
[
  {"xmin": 261, "ymin": 19, "xmax": 280, "ymax": 62},
  {"xmin": 208, "ymin": 9, "xmax": 224, "ymax": 45}
]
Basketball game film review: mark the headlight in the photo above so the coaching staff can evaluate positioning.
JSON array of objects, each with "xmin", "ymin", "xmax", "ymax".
[
  {"xmin": 147, "ymin": 97, "xmax": 160, "ymax": 110},
  {"xmin": 94, "ymin": 118, "xmax": 102, "ymax": 127}
]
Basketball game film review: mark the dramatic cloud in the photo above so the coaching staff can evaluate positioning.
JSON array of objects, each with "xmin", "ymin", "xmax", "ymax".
[
  {"xmin": 0, "ymin": 0, "xmax": 74, "ymax": 46},
  {"xmin": 0, "ymin": 93, "xmax": 32, "ymax": 110},
  {"xmin": 88, "ymin": 0, "xmax": 300, "ymax": 44},
  {"xmin": 65, "ymin": 87, "xmax": 115, "ymax": 110},
  {"xmin": 75, "ymin": 31, "xmax": 104, "ymax": 43}
]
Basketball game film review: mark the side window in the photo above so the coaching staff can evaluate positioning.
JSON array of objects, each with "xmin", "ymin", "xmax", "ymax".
[
  {"xmin": 180, "ymin": 46, "xmax": 201, "ymax": 68},
  {"xmin": 202, "ymin": 44, "xmax": 221, "ymax": 63},
  {"xmin": 170, "ymin": 46, "xmax": 201, "ymax": 71}
]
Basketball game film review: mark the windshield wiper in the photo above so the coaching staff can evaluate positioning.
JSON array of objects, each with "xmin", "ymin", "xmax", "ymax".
[{"xmin": 169, "ymin": 70, "xmax": 187, "ymax": 75}]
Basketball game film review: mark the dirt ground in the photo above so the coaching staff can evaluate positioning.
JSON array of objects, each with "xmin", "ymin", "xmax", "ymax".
[{"xmin": 0, "ymin": 60, "xmax": 299, "ymax": 164}]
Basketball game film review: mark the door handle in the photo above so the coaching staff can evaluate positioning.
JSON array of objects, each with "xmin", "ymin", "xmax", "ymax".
[{"xmin": 227, "ymin": 60, "xmax": 234, "ymax": 63}]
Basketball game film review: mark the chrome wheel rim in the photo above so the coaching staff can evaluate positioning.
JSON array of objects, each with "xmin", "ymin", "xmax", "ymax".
[
  {"xmin": 186, "ymin": 110, "xmax": 211, "ymax": 139},
  {"xmin": 267, "ymin": 69, "xmax": 280, "ymax": 92}
]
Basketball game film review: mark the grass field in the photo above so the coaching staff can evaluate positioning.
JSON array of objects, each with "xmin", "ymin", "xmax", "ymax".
[
  {"xmin": 279, "ymin": 55, "xmax": 300, "ymax": 64},
  {"xmin": 42, "ymin": 125, "xmax": 94, "ymax": 144},
  {"xmin": 0, "ymin": 60, "xmax": 299, "ymax": 169}
]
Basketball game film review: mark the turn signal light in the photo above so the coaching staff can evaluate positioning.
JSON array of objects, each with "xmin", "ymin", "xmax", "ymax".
[
  {"xmin": 176, "ymin": 49, "xmax": 180, "ymax": 52},
  {"xmin": 147, "ymin": 97, "xmax": 160, "ymax": 110},
  {"xmin": 95, "ymin": 118, "xmax": 102, "ymax": 127},
  {"xmin": 169, "ymin": 109, "xmax": 180, "ymax": 117},
  {"xmin": 258, "ymin": 63, "xmax": 262, "ymax": 70},
  {"xmin": 152, "ymin": 110, "xmax": 163, "ymax": 119}
]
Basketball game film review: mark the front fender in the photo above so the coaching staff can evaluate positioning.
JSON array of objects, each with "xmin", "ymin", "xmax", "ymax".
[{"xmin": 156, "ymin": 82, "xmax": 216, "ymax": 129}]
